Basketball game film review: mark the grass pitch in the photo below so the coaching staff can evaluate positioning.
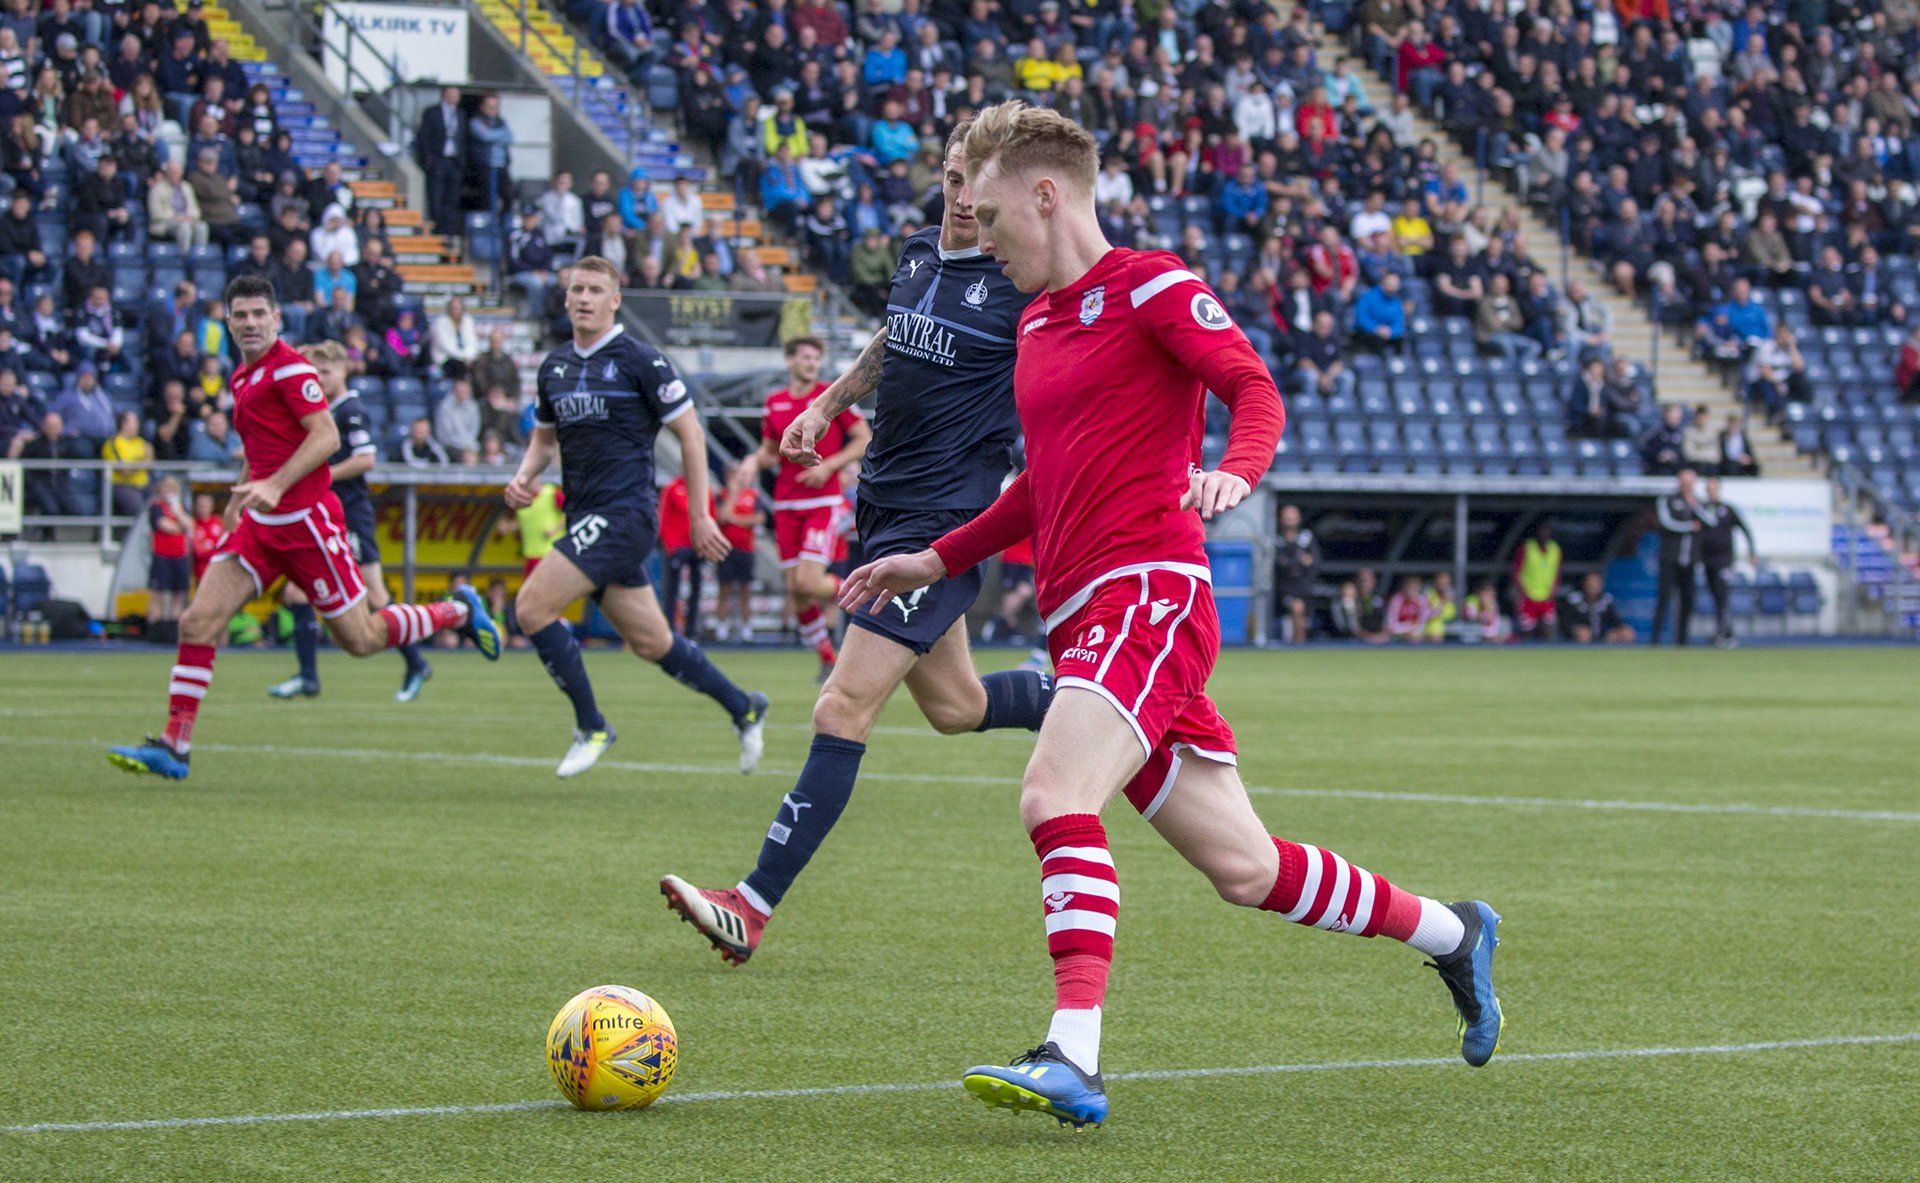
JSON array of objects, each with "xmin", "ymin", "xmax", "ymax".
[{"xmin": 1, "ymin": 644, "xmax": 1917, "ymax": 1181}]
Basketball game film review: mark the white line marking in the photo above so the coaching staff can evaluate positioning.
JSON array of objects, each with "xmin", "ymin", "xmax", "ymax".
[
  {"xmin": 13, "ymin": 736, "xmax": 1914, "ymax": 820},
  {"xmin": 1244, "ymin": 786, "xmax": 1920, "ymax": 823},
  {"xmin": 5, "ymin": 1033, "xmax": 1914, "ymax": 1135}
]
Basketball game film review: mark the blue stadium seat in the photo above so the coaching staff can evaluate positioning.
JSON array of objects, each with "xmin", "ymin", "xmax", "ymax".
[
  {"xmin": 1298, "ymin": 418, "xmax": 1332, "ymax": 456},
  {"xmin": 1403, "ymin": 419, "xmax": 1435, "ymax": 457},
  {"xmin": 1368, "ymin": 421, "xmax": 1403, "ymax": 460},
  {"xmin": 1333, "ymin": 418, "xmax": 1367, "ymax": 456},
  {"xmin": 110, "ymin": 280, "xmax": 144, "ymax": 308},
  {"xmin": 1437, "ymin": 420, "xmax": 1469, "ymax": 457},
  {"xmin": 107, "ymin": 241, "xmax": 142, "ymax": 263},
  {"xmin": 1505, "ymin": 423, "xmax": 1538, "ymax": 459},
  {"xmin": 348, "ymin": 376, "xmax": 387, "ymax": 400},
  {"xmin": 188, "ymin": 244, "xmax": 224, "ymax": 266},
  {"xmin": 1606, "ymin": 439, "xmax": 1635, "ymax": 470},
  {"xmin": 1459, "ymin": 390, "xmax": 1491, "ymax": 419},
  {"xmin": 1359, "ymin": 383, "xmax": 1391, "ymax": 417},
  {"xmin": 226, "ymin": 243, "xmax": 251, "ymax": 266},
  {"xmin": 391, "ymin": 402, "xmax": 427, "ymax": 429},
  {"xmin": 1426, "ymin": 388, "xmax": 1457, "ymax": 417},
  {"xmin": 103, "ymin": 373, "xmax": 136, "ymax": 400},
  {"xmin": 1290, "ymin": 390, "xmax": 1324, "ymax": 416},
  {"xmin": 1495, "ymin": 388, "xmax": 1525, "ymax": 418},
  {"xmin": 192, "ymin": 269, "xmax": 226, "ymax": 298},
  {"xmin": 388, "ymin": 377, "xmax": 425, "ymax": 403},
  {"xmin": 151, "ymin": 267, "xmax": 186, "ymax": 293},
  {"xmin": 1756, "ymin": 571, "xmax": 1787, "ymax": 620},
  {"xmin": 147, "ymin": 242, "xmax": 183, "ymax": 265},
  {"xmin": 1324, "ymin": 391, "xmax": 1357, "ymax": 417},
  {"xmin": 1394, "ymin": 389, "xmax": 1426, "ymax": 417},
  {"xmin": 22, "ymin": 371, "xmax": 55, "ymax": 396}
]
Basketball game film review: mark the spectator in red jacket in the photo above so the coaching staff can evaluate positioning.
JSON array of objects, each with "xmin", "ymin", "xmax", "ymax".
[
  {"xmin": 189, "ymin": 490, "xmax": 227, "ymax": 586},
  {"xmin": 658, "ymin": 474, "xmax": 715, "ymax": 638},
  {"xmin": 1386, "ymin": 574, "xmax": 1431, "ymax": 642},
  {"xmin": 1295, "ymin": 85, "xmax": 1338, "ymax": 142},
  {"xmin": 1395, "ymin": 22, "xmax": 1445, "ymax": 110},
  {"xmin": 1306, "ymin": 225, "xmax": 1358, "ymax": 303},
  {"xmin": 1898, "ymin": 323, "xmax": 1920, "ymax": 400}
]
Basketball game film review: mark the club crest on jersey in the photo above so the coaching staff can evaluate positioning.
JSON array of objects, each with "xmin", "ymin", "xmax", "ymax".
[
  {"xmin": 1079, "ymin": 285, "xmax": 1105, "ymax": 325},
  {"xmin": 964, "ymin": 277, "xmax": 988, "ymax": 308},
  {"xmin": 603, "ymin": 360, "xmax": 616, "ymax": 380},
  {"xmin": 1191, "ymin": 292, "xmax": 1232, "ymax": 330},
  {"xmin": 300, "ymin": 378, "xmax": 324, "ymax": 403}
]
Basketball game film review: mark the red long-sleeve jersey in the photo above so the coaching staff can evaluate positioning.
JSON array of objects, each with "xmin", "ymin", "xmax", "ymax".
[{"xmin": 931, "ymin": 249, "xmax": 1285, "ymax": 631}]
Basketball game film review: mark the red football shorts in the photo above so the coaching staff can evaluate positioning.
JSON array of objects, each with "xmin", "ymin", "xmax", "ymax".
[
  {"xmin": 1048, "ymin": 567, "xmax": 1237, "ymax": 821},
  {"xmin": 773, "ymin": 498, "xmax": 849, "ymax": 568},
  {"xmin": 213, "ymin": 493, "xmax": 368, "ymax": 618},
  {"xmin": 1516, "ymin": 595, "xmax": 1556, "ymax": 630}
]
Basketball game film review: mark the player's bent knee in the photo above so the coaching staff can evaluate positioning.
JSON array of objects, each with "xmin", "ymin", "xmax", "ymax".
[
  {"xmin": 810, "ymin": 682, "xmax": 880, "ymax": 741},
  {"xmin": 923, "ymin": 701, "xmax": 981, "ymax": 736}
]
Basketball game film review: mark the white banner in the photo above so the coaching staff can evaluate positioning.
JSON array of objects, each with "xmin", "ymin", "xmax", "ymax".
[
  {"xmin": 323, "ymin": 3, "xmax": 469, "ymax": 92},
  {"xmin": 0, "ymin": 460, "xmax": 19, "ymax": 534},
  {"xmin": 1713, "ymin": 477, "xmax": 1832, "ymax": 559}
]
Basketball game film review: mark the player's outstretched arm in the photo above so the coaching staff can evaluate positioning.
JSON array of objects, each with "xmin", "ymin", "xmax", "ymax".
[
  {"xmin": 229, "ymin": 409, "xmax": 338, "ymax": 519},
  {"xmin": 668, "ymin": 410, "xmax": 732, "ymax": 563},
  {"xmin": 783, "ymin": 326, "xmax": 886, "ymax": 467},
  {"xmin": 839, "ymin": 548, "xmax": 948, "ymax": 616},
  {"xmin": 503, "ymin": 427, "xmax": 558, "ymax": 509}
]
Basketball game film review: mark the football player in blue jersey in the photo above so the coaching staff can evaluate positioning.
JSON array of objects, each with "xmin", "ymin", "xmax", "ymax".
[
  {"xmin": 661, "ymin": 123, "xmax": 1055, "ymax": 964},
  {"xmin": 266, "ymin": 340, "xmax": 435, "ymax": 703},
  {"xmin": 502, "ymin": 257, "xmax": 770, "ymax": 778}
]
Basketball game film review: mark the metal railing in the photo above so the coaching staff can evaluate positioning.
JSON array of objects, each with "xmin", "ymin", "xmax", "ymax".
[
  {"xmin": 470, "ymin": 0, "xmax": 649, "ymax": 162},
  {"xmin": 290, "ymin": 0, "xmax": 420, "ymax": 145},
  {"xmin": 1830, "ymin": 459, "xmax": 1918, "ymax": 636}
]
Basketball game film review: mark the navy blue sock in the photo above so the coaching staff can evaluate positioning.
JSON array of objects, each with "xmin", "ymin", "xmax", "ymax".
[
  {"xmin": 530, "ymin": 620, "xmax": 605, "ymax": 732},
  {"xmin": 398, "ymin": 641, "xmax": 428, "ymax": 676},
  {"xmin": 658, "ymin": 634, "xmax": 750, "ymax": 720},
  {"xmin": 743, "ymin": 735, "xmax": 865, "ymax": 909},
  {"xmin": 290, "ymin": 602, "xmax": 319, "ymax": 684},
  {"xmin": 976, "ymin": 669, "xmax": 1053, "ymax": 732}
]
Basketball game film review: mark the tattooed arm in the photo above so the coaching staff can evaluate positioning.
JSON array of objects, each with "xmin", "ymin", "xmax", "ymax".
[{"xmin": 780, "ymin": 326, "xmax": 886, "ymax": 467}]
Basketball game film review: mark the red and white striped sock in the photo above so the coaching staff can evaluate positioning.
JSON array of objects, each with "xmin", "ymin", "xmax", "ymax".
[
  {"xmin": 160, "ymin": 643, "xmax": 216, "ymax": 753},
  {"xmin": 378, "ymin": 600, "xmax": 468, "ymax": 649},
  {"xmin": 796, "ymin": 602, "xmax": 836, "ymax": 662},
  {"xmin": 1032, "ymin": 813, "xmax": 1116, "ymax": 1075},
  {"xmin": 1260, "ymin": 838, "xmax": 1465, "ymax": 956}
]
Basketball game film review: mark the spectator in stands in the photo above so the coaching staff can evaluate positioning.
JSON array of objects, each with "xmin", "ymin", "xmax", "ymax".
[
  {"xmin": 1742, "ymin": 211, "xmax": 1794, "ymax": 287},
  {"xmin": 467, "ymin": 93, "xmax": 514, "ymax": 220},
  {"xmin": 1682, "ymin": 405, "xmax": 1722, "ymax": 475},
  {"xmin": 147, "ymin": 158, "xmax": 206, "ymax": 252},
  {"xmin": 660, "ymin": 174, "xmax": 704, "ymax": 235},
  {"xmin": 540, "ymin": 172, "xmax": 585, "ymax": 259},
  {"xmin": 1290, "ymin": 308, "xmax": 1353, "ymax": 402},
  {"xmin": 1806, "ymin": 245, "xmax": 1857, "ymax": 328},
  {"xmin": 49, "ymin": 367, "xmax": 114, "ymax": 445},
  {"xmin": 17, "ymin": 412, "xmax": 91, "ymax": 519},
  {"xmin": 155, "ymin": 28, "xmax": 196, "ymax": 122},
  {"xmin": 0, "ymin": 370, "xmax": 33, "ymax": 449},
  {"xmin": 73, "ymin": 286, "xmax": 124, "ymax": 371},
  {"xmin": 385, "ymin": 309, "xmax": 425, "ymax": 376},
  {"xmin": 471, "ymin": 327, "xmax": 518, "ymax": 408},
  {"xmin": 1557, "ymin": 279, "xmax": 1611, "ymax": 362},
  {"xmin": 310, "ymin": 203, "xmax": 359, "ymax": 268},
  {"xmin": 508, "ymin": 206, "xmax": 557, "ymax": 316},
  {"xmin": 731, "ymin": 246, "xmax": 781, "ymax": 293},
  {"xmin": 431, "ymin": 296, "xmax": 482, "ymax": 374},
  {"xmin": 312, "ymin": 287, "xmax": 362, "ymax": 345},
  {"xmin": 848, "ymin": 225, "xmax": 895, "ymax": 319},
  {"xmin": 1568, "ymin": 356, "xmax": 1634, "ymax": 439},
  {"xmin": 1747, "ymin": 324, "xmax": 1807, "ymax": 415},
  {"xmin": 1695, "ymin": 277, "xmax": 1769, "ymax": 361},
  {"xmin": 1431, "ymin": 235, "xmax": 1482, "ymax": 318},
  {"xmin": 145, "ymin": 474, "xmax": 190, "ymax": 622},
  {"xmin": 60, "ymin": 229, "xmax": 110, "ymax": 313},
  {"xmin": 1353, "ymin": 270, "xmax": 1407, "ymax": 352},
  {"xmin": 1475, "ymin": 272, "xmax": 1541, "ymax": 362},
  {"xmin": 273, "ymin": 239, "xmax": 316, "ymax": 341},
  {"xmin": 353, "ymin": 240, "xmax": 403, "ymax": 336},
  {"xmin": 102, "ymin": 406, "xmax": 151, "ymax": 518},
  {"xmin": 1640, "ymin": 403, "xmax": 1687, "ymax": 476},
  {"xmin": 313, "ymin": 251, "xmax": 356, "ymax": 308},
  {"xmin": 618, "ymin": 166, "xmax": 655, "ymax": 237},
  {"xmin": 1720, "ymin": 414, "xmax": 1758, "ymax": 478},
  {"xmin": 70, "ymin": 151, "xmax": 132, "ymax": 243},
  {"xmin": 1899, "ymin": 324, "xmax": 1920, "ymax": 402},
  {"xmin": 479, "ymin": 379, "xmax": 522, "ymax": 449},
  {"xmin": 414, "ymin": 85, "xmax": 464, "ymax": 243},
  {"xmin": 603, "ymin": 0, "xmax": 654, "ymax": 79},
  {"xmin": 148, "ymin": 380, "xmax": 192, "ymax": 461},
  {"xmin": 0, "ymin": 190, "xmax": 48, "ymax": 286},
  {"xmin": 1347, "ymin": 567, "xmax": 1392, "ymax": 643},
  {"xmin": 760, "ymin": 143, "xmax": 807, "ymax": 242},
  {"xmin": 1510, "ymin": 521, "xmax": 1561, "ymax": 641},
  {"xmin": 188, "ymin": 407, "xmax": 241, "ymax": 463},
  {"xmin": 399, "ymin": 415, "xmax": 448, "ymax": 466}
]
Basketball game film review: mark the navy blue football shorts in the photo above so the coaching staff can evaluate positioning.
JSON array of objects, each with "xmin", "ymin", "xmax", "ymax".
[
  {"xmin": 848, "ymin": 501, "xmax": 984, "ymax": 655},
  {"xmin": 551, "ymin": 505, "xmax": 655, "ymax": 592},
  {"xmin": 337, "ymin": 495, "xmax": 381, "ymax": 567}
]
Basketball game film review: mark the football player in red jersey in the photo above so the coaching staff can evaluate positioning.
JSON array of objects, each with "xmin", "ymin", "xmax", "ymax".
[
  {"xmin": 735, "ymin": 335, "xmax": 870, "ymax": 679},
  {"xmin": 107, "ymin": 276, "xmax": 502, "ymax": 780},
  {"xmin": 842, "ymin": 104, "xmax": 1504, "ymax": 1129}
]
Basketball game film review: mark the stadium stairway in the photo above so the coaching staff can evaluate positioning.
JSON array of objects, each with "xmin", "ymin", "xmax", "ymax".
[{"xmin": 1300, "ymin": 4, "xmax": 1809, "ymax": 477}]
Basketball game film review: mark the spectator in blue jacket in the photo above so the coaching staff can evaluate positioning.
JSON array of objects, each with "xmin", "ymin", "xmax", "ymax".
[
  {"xmin": 603, "ymin": 0, "xmax": 654, "ymax": 79},
  {"xmin": 868, "ymin": 99, "xmax": 917, "ymax": 164},
  {"xmin": 862, "ymin": 29, "xmax": 907, "ymax": 91},
  {"xmin": 1695, "ymin": 276, "xmax": 1770, "ymax": 360},
  {"xmin": 618, "ymin": 166, "xmax": 656, "ymax": 231},
  {"xmin": 759, "ymin": 143, "xmax": 807, "ymax": 240},
  {"xmin": 1215, "ymin": 162, "xmax": 1267, "ymax": 235},
  {"xmin": 1354, "ymin": 272, "xmax": 1408, "ymax": 352}
]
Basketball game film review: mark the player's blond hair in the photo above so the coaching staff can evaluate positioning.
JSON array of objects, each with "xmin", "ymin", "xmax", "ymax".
[
  {"xmin": 571, "ymin": 255, "xmax": 622, "ymax": 285},
  {"xmin": 960, "ymin": 101, "xmax": 1097, "ymax": 191},
  {"xmin": 302, "ymin": 340, "xmax": 347, "ymax": 365}
]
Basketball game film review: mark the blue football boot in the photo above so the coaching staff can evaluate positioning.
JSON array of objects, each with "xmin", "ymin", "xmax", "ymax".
[
  {"xmin": 963, "ymin": 1043, "xmax": 1107, "ymax": 1130},
  {"xmin": 105, "ymin": 737, "xmax": 191, "ymax": 780},
  {"xmin": 1426, "ymin": 900, "xmax": 1503, "ymax": 1067},
  {"xmin": 451, "ymin": 585, "xmax": 502, "ymax": 660}
]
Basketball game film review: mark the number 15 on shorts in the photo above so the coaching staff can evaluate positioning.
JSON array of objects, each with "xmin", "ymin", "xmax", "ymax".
[{"xmin": 569, "ymin": 514, "xmax": 608, "ymax": 550}]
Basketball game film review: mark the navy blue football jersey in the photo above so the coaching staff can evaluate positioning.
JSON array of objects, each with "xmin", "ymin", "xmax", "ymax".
[
  {"xmin": 533, "ymin": 324, "xmax": 693, "ymax": 517},
  {"xmin": 326, "ymin": 391, "xmax": 379, "ymax": 516},
  {"xmin": 860, "ymin": 227, "xmax": 1036, "ymax": 511}
]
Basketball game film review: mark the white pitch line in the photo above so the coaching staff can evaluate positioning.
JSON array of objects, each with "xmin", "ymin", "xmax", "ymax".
[
  {"xmin": 7, "ymin": 735, "xmax": 1916, "ymax": 820},
  {"xmin": 1244, "ymin": 786, "xmax": 1920, "ymax": 823},
  {"xmin": 5, "ymin": 1032, "xmax": 1914, "ymax": 1135}
]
